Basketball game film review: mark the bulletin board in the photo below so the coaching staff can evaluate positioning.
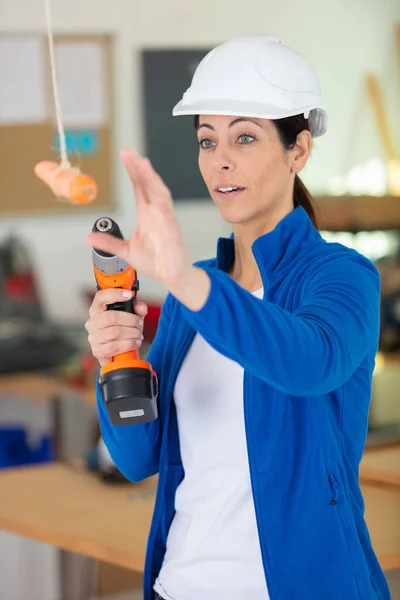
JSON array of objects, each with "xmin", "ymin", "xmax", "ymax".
[{"xmin": 0, "ymin": 34, "xmax": 115, "ymax": 216}]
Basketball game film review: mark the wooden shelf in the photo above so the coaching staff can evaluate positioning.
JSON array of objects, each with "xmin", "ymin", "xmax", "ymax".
[{"xmin": 314, "ymin": 195, "xmax": 400, "ymax": 231}]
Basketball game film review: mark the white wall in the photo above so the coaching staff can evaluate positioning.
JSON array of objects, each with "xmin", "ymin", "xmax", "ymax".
[{"xmin": 0, "ymin": 0, "xmax": 399, "ymax": 323}]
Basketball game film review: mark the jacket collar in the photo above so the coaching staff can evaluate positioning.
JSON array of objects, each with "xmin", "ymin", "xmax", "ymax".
[{"xmin": 216, "ymin": 206, "xmax": 319, "ymax": 280}]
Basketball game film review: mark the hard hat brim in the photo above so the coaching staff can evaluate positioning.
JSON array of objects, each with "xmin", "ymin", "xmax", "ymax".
[{"xmin": 172, "ymin": 99, "xmax": 327, "ymax": 137}]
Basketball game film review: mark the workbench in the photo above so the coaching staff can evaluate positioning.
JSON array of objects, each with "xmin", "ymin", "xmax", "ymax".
[
  {"xmin": 1, "ymin": 373, "xmax": 399, "ymax": 598},
  {"xmin": 0, "ymin": 460, "xmax": 399, "ymax": 573}
]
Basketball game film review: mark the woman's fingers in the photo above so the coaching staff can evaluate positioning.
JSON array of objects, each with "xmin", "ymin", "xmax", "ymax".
[
  {"xmin": 87, "ymin": 310, "xmax": 143, "ymax": 332},
  {"xmin": 140, "ymin": 158, "xmax": 173, "ymax": 210},
  {"xmin": 85, "ymin": 232, "xmax": 130, "ymax": 262},
  {"xmin": 121, "ymin": 148, "xmax": 173, "ymax": 211},
  {"xmin": 91, "ymin": 324, "xmax": 144, "ymax": 344},
  {"xmin": 121, "ymin": 149, "xmax": 150, "ymax": 206},
  {"xmin": 88, "ymin": 288, "xmax": 134, "ymax": 317},
  {"xmin": 134, "ymin": 300, "xmax": 148, "ymax": 317},
  {"xmin": 92, "ymin": 338, "xmax": 143, "ymax": 366}
]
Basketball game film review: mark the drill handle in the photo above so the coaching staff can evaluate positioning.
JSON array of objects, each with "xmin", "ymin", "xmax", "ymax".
[
  {"xmin": 95, "ymin": 282, "xmax": 138, "ymax": 314},
  {"xmin": 106, "ymin": 296, "xmax": 135, "ymax": 314}
]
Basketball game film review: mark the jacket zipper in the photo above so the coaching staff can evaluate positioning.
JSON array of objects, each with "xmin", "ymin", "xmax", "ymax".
[
  {"xmin": 242, "ymin": 254, "xmax": 275, "ymax": 598},
  {"xmin": 243, "ymin": 372, "xmax": 276, "ymax": 600},
  {"xmin": 145, "ymin": 325, "xmax": 196, "ymax": 600},
  {"xmin": 328, "ymin": 474, "xmax": 339, "ymax": 505}
]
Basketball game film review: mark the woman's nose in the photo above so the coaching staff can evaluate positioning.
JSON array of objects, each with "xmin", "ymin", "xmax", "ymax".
[{"xmin": 213, "ymin": 146, "xmax": 236, "ymax": 172}]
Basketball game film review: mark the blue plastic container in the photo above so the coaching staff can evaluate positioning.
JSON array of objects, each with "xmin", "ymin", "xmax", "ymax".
[{"xmin": 0, "ymin": 427, "xmax": 53, "ymax": 468}]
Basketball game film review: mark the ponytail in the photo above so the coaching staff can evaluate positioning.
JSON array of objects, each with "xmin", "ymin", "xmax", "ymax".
[
  {"xmin": 293, "ymin": 174, "xmax": 318, "ymax": 229},
  {"xmin": 274, "ymin": 115, "xmax": 319, "ymax": 230}
]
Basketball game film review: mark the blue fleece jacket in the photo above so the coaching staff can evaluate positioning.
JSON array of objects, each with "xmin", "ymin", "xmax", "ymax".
[{"xmin": 97, "ymin": 206, "xmax": 391, "ymax": 600}]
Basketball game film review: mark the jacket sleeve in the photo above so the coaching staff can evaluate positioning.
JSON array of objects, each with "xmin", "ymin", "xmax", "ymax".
[
  {"xmin": 179, "ymin": 255, "xmax": 380, "ymax": 396},
  {"xmin": 96, "ymin": 293, "xmax": 173, "ymax": 482}
]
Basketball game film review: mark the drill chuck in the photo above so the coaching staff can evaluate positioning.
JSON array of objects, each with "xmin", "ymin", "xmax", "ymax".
[{"xmin": 95, "ymin": 217, "xmax": 113, "ymax": 233}]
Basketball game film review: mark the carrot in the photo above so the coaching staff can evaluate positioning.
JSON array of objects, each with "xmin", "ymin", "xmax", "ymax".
[{"xmin": 34, "ymin": 161, "xmax": 98, "ymax": 205}]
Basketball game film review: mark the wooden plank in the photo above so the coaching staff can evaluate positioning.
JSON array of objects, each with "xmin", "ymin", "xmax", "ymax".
[
  {"xmin": 0, "ymin": 372, "xmax": 97, "ymax": 406},
  {"xmin": 0, "ymin": 461, "xmax": 156, "ymax": 572},
  {"xmin": 360, "ymin": 445, "xmax": 400, "ymax": 487},
  {"xmin": 315, "ymin": 195, "xmax": 400, "ymax": 231},
  {"xmin": 0, "ymin": 462, "xmax": 398, "ymax": 572},
  {"xmin": 0, "ymin": 373, "xmax": 70, "ymax": 404},
  {"xmin": 362, "ymin": 483, "xmax": 400, "ymax": 571}
]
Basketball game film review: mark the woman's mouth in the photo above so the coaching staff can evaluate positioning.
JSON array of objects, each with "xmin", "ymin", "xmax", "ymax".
[{"xmin": 216, "ymin": 186, "xmax": 246, "ymax": 197}]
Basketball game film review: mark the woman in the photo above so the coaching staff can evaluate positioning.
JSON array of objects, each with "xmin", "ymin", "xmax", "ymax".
[{"xmin": 86, "ymin": 35, "xmax": 390, "ymax": 600}]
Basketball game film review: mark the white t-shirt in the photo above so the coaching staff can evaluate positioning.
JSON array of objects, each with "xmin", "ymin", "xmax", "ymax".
[{"xmin": 154, "ymin": 288, "xmax": 270, "ymax": 600}]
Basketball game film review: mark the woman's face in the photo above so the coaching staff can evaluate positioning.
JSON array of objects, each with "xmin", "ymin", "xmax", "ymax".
[{"xmin": 197, "ymin": 115, "xmax": 308, "ymax": 226}]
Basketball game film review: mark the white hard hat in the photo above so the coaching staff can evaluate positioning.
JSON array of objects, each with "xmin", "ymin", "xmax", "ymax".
[{"xmin": 172, "ymin": 34, "xmax": 327, "ymax": 137}]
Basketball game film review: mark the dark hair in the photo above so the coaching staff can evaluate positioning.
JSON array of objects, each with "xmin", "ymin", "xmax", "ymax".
[
  {"xmin": 273, "ymin": 115, "xmax": 318, "ymax": 228},
  {"xmin": 194, "ymin": 114, "xmax": 319, "ymax": 229}
]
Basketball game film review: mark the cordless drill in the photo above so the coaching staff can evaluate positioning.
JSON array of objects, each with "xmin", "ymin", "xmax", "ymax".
[{"xmin": 91, "ymin": 217, "xmax": 158, "ymax": 426}]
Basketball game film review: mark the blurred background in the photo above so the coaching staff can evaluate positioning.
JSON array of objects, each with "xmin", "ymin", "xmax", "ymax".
[{"xmin": 0, "ymin": 0, "xmax": 399, "ymax": 599}]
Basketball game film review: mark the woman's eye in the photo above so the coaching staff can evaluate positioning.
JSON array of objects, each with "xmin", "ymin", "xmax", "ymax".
[
  {"xmin": 198, "ymin": 138, "xmax": 215, "ymax": 149},
  {"xmin": 198, "ymin": 135, "xmax": 255, "ymax": 148},
  {"xmin": 238, "ymin": 134, "xmax": 256, "ymax": 144}
]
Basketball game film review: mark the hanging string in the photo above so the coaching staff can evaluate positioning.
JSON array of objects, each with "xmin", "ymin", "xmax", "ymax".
[
  {"xmin": 34, "ymin": 0, "xmax": 98, "ymax": 205},
  {"xmin": 44, "ymin": 0, "xmax": 71, "ymax": 170}
]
